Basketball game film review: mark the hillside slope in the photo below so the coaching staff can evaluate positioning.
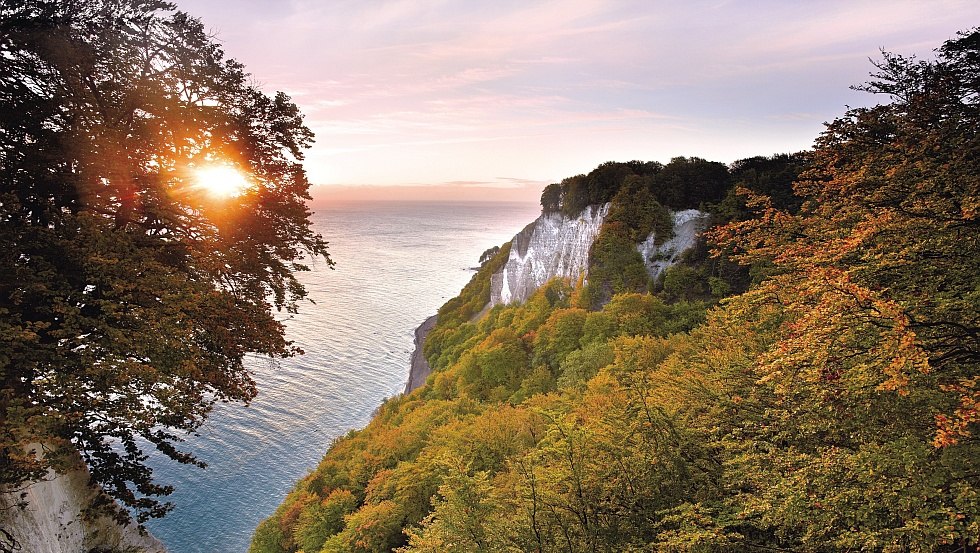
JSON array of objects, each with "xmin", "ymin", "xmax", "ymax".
[{"xmin": 251, "ymin": 30, "xmax": 979, "ymax": 553}]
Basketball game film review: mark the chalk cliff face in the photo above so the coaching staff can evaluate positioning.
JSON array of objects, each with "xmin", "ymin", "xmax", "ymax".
[
  {"xmin": 0, "ymin": 462, "xmax": 166, "ymax": 553},
  {"xmin": 406, "ymin": 205, "xmax": 709, "ymax": 394},
  {"xmin": 489, "ymin": 204, "xmax": 610, "ymax": 307},
  {"xmin": 488, "ymin": 205, "xmax": 709, "ymax": 307},
  {"xmin": 637, "ymin": 209, "xmax": 711, "ymax": 280}
]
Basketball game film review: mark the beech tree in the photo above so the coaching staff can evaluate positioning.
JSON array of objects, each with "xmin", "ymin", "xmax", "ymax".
[
  {"xmin": 0, "ymin": 0, "xmax": 330, "ymax": 521},
  {"xmin": 713, "ymin": 28, "xmax": 979, "ymax": 448},
  {"xmin": 706, "ymin": 28, "xmax": 980, "ymax": 548}
]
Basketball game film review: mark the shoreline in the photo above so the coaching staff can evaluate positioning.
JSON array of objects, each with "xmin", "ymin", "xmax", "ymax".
[{"xmin": 403, "ymin": 314, "xmax": 438, "ymax": 394}]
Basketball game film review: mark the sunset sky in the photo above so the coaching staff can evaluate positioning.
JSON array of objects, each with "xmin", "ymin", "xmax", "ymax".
[{"xmin": 173, "ymin": 0, "xmax": 979, "ymax": 202}]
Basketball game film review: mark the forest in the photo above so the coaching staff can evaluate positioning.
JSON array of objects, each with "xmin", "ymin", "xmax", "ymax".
[{"xmin": 250, "ymin": 30, "xmax": 979, "ymax": 553}]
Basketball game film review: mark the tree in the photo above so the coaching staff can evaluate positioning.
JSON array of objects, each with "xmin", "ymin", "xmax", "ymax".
[
  {"xmin": 727, "ymin": 154, "xmax": 806, "ymax": 213},
  {"xmin": 707, "ymin": 28, "xmax": 980, "ymax": 549},
  {"xmin": 716, "ymin": 28, "xmax": 980, "ymax": 448},
  {"xmin": 651, "ymin": 156, "xmax": 731, "ymax": 208},
  {"xmin": 539, "ymin": 183, "xmax": 561, "ymax": 213},
  {"xmin": 0, "ymin": 0, "xmax": 330, "ymax": 522},
  {"xmin": 402, "ymin": 458, "xmax": 513, "ymax": 553}
]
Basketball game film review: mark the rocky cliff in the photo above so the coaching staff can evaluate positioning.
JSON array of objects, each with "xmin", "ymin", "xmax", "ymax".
[
  {"xmin": 404, "ymin": 315, "xmax": 438, "ymax": 394},
  {"xmin": 404, "ymin": 204, "xmax": 709, "ymax": 394},
  {"xmin": 488, "ymin": 204, "xmax": 708, "ymax": 307},
  {"xmin": 0, "ymin": 460, "xmax": 166, "ymax": 553},
  {"xmin": 637, "ymin": 209, "xmax": 711, "ymax": 279},
  {"xmin": 489, "ymin": 204, "xmax": 610, "ymax": 307}
]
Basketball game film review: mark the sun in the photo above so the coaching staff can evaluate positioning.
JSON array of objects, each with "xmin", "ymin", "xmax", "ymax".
[{"xmin": 194, "ymin": 165, "xmax": 250, "ymax": 198}]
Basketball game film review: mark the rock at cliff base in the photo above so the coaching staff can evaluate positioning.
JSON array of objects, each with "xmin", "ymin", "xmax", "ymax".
[
  {"xmin": 1, "ymin": 461, "xmax": 166, "ymax": 553},
  {"xmin": 404, "ymin": 315, "xmax": 439, "ymax": 394}
]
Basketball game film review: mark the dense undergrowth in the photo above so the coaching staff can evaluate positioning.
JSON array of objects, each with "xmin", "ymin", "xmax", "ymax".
[{"xmin": 251, "ymin": 31, "xmax": 979, "ymax": 553}]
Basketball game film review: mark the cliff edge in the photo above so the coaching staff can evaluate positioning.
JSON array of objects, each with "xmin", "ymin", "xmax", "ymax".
[{"xmin": 489, "ymin": 204, "xmax": 609, "ymax": 307}]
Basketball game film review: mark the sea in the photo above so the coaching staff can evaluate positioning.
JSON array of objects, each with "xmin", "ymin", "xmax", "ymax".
[{"xmin": 143, "ymin": 200, "xmax": 541, "ymax": 553}]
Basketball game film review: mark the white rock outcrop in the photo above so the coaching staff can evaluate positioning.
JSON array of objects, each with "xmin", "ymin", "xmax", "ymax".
[
  {"xmin": 0, "ymin": 461, "xmax": 166, "ymax": 553},
  {"xmin": 487, "ymin": 205, "xmax": 709, "ymax": 308},
  {"xmin": 489, "ymin": 204, "xmax": 610, "ymax": 307},
  {"xmin": 636, "ymin": 209, "xmax": 710, "ymax": 280}
]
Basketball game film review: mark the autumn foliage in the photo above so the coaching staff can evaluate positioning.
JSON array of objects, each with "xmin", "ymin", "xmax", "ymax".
[{"xmin": 252, "ymin": 31, "xmax": 979, "ymax": 552}]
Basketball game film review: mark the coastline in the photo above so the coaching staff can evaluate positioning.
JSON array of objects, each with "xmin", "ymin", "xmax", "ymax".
[{"xmin": 404, "ymin": 314, "xmax": 438, "ymax": 394}]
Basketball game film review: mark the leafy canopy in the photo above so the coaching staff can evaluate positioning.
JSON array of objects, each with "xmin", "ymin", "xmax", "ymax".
[
  {"xmin": 714, "ymin": 27, "xmax": 980, "ymax": 447},
  {"xmin": 0, "ymin": 0, "xmax": 330, "ymax": 522},
  {"xmin": 252, "ymin": 29, "xmax": 979, "ymax": 553}
]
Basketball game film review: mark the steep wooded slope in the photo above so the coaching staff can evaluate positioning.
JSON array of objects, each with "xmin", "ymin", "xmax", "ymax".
[{"xmin": 251, "ymin": 30, "xmax": 979, "ymax": 553}]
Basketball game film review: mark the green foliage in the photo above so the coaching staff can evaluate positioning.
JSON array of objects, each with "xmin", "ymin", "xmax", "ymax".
[
  {"xmin": 556, "ymin": 342, "xmax": 613, "ymax": 390},
  {"xmin": 540, "ymin": 156, "xmax": 731, "ymax": 217},
  {"xmin": 582, "ymin": 163, "xmax": 728, "ymax": 307},
  {"xmin": 728, "ymin": 153, "xmax": 806, "ymax": 213},
  {"xmin": 424, "ymin": 242, "xmax": 513, "ymax": 373},
  {"xmin": 458, "ymin": 328, "xmax": 529, "ymax": 399},
  {"xmin": 249, "ymin": 517, "xmax": 288, "ymax": 553},
  {"xmin": 705, "ymin": 153, "xmax": 807, "ymax": 296},
  {"xmin": 532, "ymin": 308, "xmax": 587, "ymax": 369},
  {"xmin": 539, "ymin": 182, "xmax": 562, "ymax": 213},
  {"xmin": 0, "ymin": 0, "xmax": 329, "ymax": 522},
  {"xmin": 706, "ymin": 276, "xmax": 731, "ymax": 298},
  {"xmin": 581, "ymin": 311, "xmax": 617, "ymax": 345},
  {"xmin": 662, "ymin": 264, "xmax": 706, "ymax": 301},
  {"xmin": 294, "ymin": 490, "xmax": 358, "ymax": 553},
  {"xmin": 478, "ymin": 246, "xmax": 500, "ymax": 265},
  {"xmin": 321, "ymin": 500, "xmax": 406, "ymax": 553},
  {"xmin": 401, "ymin": 459, "xmax": 513, "ymax": 553},
  {"xmin": 608, "ymin": 179, "xmax": 674, "ymax": 242},
  {"xmin": 254, "ymin": 275, "xmax": 716, "ymax": 551},
  {"xmin": 650, "ymin": 156, "xmax": 731, "ymax": 208},
  {"xmin": 542, "ymin": 160, "xmax": 662, "ymax": 217},
  {"xmin": 511, "ymin": 365, "xmax": 556, "ymax": 403},
  {"xmin": 254, "ymin": 30, "xmax": 980, "ymax": 553},
  {"xmin": 583, "ymin": 221, "xmax": 649, "ymax": 306}
]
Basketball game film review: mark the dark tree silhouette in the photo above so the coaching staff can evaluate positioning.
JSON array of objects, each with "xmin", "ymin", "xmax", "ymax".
[{"xmin": 0, "ymin": 0, "xmax": 330, "ymax": 522}]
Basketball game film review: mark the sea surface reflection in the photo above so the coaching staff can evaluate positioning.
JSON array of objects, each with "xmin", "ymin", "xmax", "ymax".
[{"xmin": 144, "ymin": 200, "xmax": 541, "ymax": 553}]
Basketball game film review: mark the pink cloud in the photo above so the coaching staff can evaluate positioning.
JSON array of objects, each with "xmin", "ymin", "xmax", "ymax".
[{"xmin": 174, "ymin": 0, "xmax": 980, "ymax": 190}]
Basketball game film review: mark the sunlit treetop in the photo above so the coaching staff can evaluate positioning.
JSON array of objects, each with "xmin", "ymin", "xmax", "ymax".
[{"xmin": 0, "ymin": 0, "xmax": 331, "ymax": 523}]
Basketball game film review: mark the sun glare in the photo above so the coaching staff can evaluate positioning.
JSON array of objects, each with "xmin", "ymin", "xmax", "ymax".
[{"xmin": 194, "ymin": 165, "xmax": 250, "ymax": 198}]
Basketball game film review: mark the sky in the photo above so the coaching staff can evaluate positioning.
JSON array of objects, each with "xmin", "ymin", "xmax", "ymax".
[{"xmin": 172, "ymin": 0, "xmax": 979, "ymax": 203}]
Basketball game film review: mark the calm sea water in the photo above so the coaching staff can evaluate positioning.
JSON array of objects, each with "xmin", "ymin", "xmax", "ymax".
[{"xmin": 143, "ymin": 200, "xmax": 541, "ymax": 553}]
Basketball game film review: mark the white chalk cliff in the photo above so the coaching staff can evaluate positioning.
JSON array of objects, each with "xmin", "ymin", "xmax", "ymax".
[
  {"xmin": 488, "ymin": 205, "xmax": 709, "ymax": 307},
  {"xmin": 490, "ymin": 204, "xmax": 610, "ymax": 307},
  {"xmin": 0, "ymin": 461, "xmax": 166, "ymax": 553},
  {"xmin": 637, "ymin": 209, "xmax": 711, "ymax": 280}
]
